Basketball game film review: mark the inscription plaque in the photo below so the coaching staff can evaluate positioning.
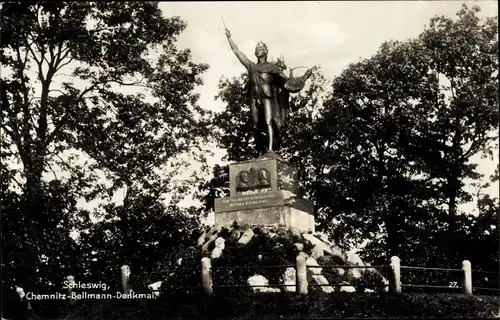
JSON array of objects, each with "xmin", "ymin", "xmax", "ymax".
[{"xmin": 215, "ymin": 191, "xmax": 285, "ymax": 213}]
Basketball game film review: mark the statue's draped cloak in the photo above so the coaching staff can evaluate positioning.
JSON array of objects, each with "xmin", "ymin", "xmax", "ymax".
[{"xmin": 247, "ymin": 62, "xmax": 290, "ymax": 129}]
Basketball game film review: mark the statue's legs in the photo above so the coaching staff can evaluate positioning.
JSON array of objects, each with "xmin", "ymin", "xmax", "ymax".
[
  {"xmin": 263, "ymin": 98, "xmax": 273, "ymax": 152},
  {"xmin": 250, "ymin": 98, "xmax": 266, "ymax": 156}
]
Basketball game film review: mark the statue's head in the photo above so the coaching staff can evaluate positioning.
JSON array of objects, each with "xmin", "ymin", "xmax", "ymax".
[{"xmin": 254, "ymin": 41, "xmax": 268, "ymax": 58}]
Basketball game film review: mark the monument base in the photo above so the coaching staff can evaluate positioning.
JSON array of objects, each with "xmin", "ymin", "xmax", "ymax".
[
  {"xmin": 214, "ymin": 154, "xmax": 315, "ymax": 233},
  {"xmin": 215, "ymin": 204, "xmax": 315, "ymax": 233}
]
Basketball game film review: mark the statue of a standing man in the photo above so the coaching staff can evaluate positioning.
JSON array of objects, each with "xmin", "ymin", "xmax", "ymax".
[{"xmin": 225, "ymin": 27, "xmax": 315, "ymax": 157}]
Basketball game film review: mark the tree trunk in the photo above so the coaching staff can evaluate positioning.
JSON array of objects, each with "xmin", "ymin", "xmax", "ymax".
[
  {"xmin": 118, "ymin": 183, "xmax": 133, "ymax": 267},
  {"xmin": 448, "ymin": 178, "xmax": 459, "ymax": 217},
  {"xmin": 384, "ymin": 213, "xmax": 400, "ymax": 259},
  {"xmin": 446, "ymin": 171, "xmax": 461, "ymax": 236},
  {"xmin": 22, "ymin": 158, "xmax": 44, "ymax": 293},
  {"xmin": 375, "ymin": 146, "xmax": 400, "ymax": 260}
]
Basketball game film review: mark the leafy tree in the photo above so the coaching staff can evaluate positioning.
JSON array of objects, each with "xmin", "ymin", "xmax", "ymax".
[
  {"xmin": 198, "ymin": 163, "xmax": 230, "ymax": 213},
  {"xmin": 321, "ymin": 5, "xmax": 498, "ymax": 261},
  {"xmin": 212, "ymin": 74, "xmax": 254, "ymax": 162},
  {"xmin": 409, "ymin": 4, "xmax": 498, "ymax": 220},
  {"xmin": 318, "ymin": 38, "xmax": 441, "ymax": 257},
  {"xmin": 0, "ymin": 179, "xmax": 87, "ymax": 292},
  {"xmin": 1, "ymin": 1, "xmax": 209, "ymax": 292},
  {"xmin": 76, "ymin": 195, "xmax": 202, "ymax": 293},
  {"xmin": 398, "ymin": 5, "xmax": 498, "ymax": 270}
]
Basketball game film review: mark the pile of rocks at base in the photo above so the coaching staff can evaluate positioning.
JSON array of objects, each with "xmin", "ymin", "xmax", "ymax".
[{"xmin": 195, "ymin": 223, "xmax": 388, "ymax": 293}]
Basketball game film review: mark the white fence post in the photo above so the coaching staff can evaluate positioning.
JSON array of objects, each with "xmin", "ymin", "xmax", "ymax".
[
  {"xmin": 461, "ymin": 260, "xmax": 472, "ymax": 295},
  {"xmin": 66, "ymin": 275, "xmax": 76, "ymax": 306},
  {"xmin": 15, "ymin": 286, "xmax": 29, "ymax": 320},
  {"xmin": 201, "ymin": 257, "xmax": 213, "ymax": 295},
  {"xmin": 390, "ymin": 256, "xmax": 401, "ymax": 294},
  {"xmin": 296, "ymin": 255, "xmax": 308, "ymax": 296},
  {"xmin": 121, "ymin": 265, "xmax": 131, "ymax": 294}
]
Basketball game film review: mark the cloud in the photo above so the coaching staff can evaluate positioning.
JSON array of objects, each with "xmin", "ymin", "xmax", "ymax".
[
  {"xmin": 175, "ymin": 26, "xmax": 245, "ymax": 112},
  {"xmin": 276, "ymin": 21, "xmax": 347, "ymax": 58},
  {"xmin": 241, "ymin": 38, "xmax": 258, "ymax": 57},
  {"xmin": 305, "ymin": 21, "xmax": 348, "ymax": 49}
]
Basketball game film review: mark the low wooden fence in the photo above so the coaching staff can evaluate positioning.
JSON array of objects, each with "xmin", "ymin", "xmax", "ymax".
[
  {"xmin": 199, "ymin": 256, "xmax": 499, "ymax": 296},
  {"xmin": 7, "ymin": 256, "xmax": 499, "ymax": 320}
]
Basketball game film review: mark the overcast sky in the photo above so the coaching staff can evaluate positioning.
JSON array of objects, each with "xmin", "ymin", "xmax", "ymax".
[
  {"xmin": 152, "ymin": 1, "xmax": 498, "ymax": 221},
  {"xmin": 161, "ymin": 1, "xmax": 497, "ymax": 112}
]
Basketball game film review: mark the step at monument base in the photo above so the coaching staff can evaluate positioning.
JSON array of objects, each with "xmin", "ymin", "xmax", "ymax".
[{"xmin": 215, "ymin": 203, "xmax": 315, "ymax": 233}]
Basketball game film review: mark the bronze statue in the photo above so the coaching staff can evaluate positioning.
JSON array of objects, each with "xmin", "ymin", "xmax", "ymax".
[{"xmin": 224, "ymin": 25, "xmax": 316, "ymax": 156}]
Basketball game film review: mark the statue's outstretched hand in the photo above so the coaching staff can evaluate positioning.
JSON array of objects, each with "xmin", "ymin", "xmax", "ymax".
[
  {"xmin": 305, "ymin": 65, "xmax": 319, "ymax": 78},
  {"xmin": 305, "ymin": 69, "xmax": 312, "ymax": 78},
  {"xmin": 225, "ymin": 28, "xmax": 231, "ymax": 38}
]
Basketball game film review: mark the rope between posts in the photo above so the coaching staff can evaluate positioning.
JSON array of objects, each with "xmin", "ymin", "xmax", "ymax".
[
  {"xmin": 472, "ymin": 270, "xmax": 499, "ymax": 275},
  {"xmin": 213, "ymin": 284, "xmax": 296, "ymax": 288},
  {"xmin": 309, "ymin": 284, "xmax": 389, "ymax": 287},
  {"xmin": 400, "ymin": 266, "xmax": 462, "ymax": 272},
  {"xmin": 213, "ymin": 265, "xmax": 295, "ymax": 270},
  {"xmin": 472, "ymin": 287, "xmax": 500, "ymax": 291},
  {"xmin": 307, "ymin": 265, "xmax": 387, "ymax": 269},
  {"xmin": 401, "ymin": 284, "xmax": 462, "ymax": 289}
]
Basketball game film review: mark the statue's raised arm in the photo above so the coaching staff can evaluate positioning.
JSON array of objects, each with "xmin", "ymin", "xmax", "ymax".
[
  {"xmin": 221, "ymin": 25, "xmax": 316, "ymax": 157},
  {"xmin": 225, "ymin": 28, "xmax": 252, "ymax": 70}
]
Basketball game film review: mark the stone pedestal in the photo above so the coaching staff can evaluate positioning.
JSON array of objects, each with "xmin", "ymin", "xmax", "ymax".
[{"xmin": 214, "ymin": 153, "xmax": 315, "ymax": 232}]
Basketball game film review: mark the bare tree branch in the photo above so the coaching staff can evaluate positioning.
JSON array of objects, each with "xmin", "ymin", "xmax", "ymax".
[
  {"xmin": 12, "ymin": 175, "xmax": 24, "ymax": 188},
  {"xmin": 53, "ymin": 46, "xmax": 73, "ymax": 74},
  {"xmin": 14, "ymin": 46, "xmax": 31, "ymax": 110},
  {"xmin": 26, "ymin": 44, "xmax": 45, "ymax": 83},
  {"xmin": 46, "ymin": 161, "xmax": 59, "ymax": 180},
  {"xmin": 53, "ymin": 152, "xmax": 75, "ymax": 172},
  {"xmin": 54, "ymin": 57, "xmax": 74, "ymax": 74}
]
